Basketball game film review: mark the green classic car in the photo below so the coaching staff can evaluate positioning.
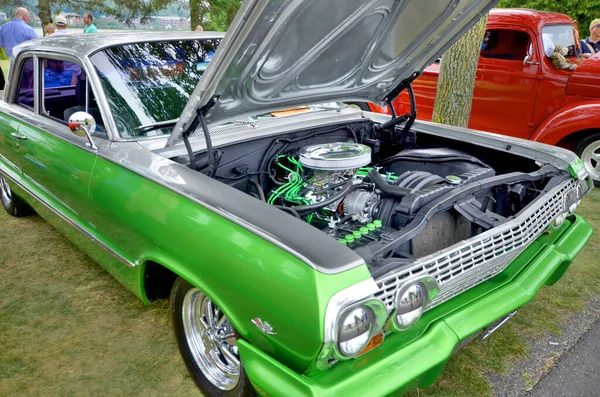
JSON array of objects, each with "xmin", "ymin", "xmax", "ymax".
[{"xmin": 0, "ymin": 0, "xmax": 594, "ymax": 396}]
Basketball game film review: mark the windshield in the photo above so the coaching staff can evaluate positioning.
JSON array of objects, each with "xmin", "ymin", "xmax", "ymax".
[
  {"xmin": 541, "ymin": 24, "xmax": 576, "ymax": 57},
  {"xmin": 91, "ymin": 38, "xmax": 221, "ymax": 138}
]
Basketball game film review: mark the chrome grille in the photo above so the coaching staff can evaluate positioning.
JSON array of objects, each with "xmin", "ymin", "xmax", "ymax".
[{"xmin": 374, "ymin": 179, "xmax": 577, "ymax": 312}]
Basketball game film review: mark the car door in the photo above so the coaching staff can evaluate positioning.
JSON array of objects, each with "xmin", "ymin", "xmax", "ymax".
[
  {"xmin": 469, "ymin": 26, "xmax": 541, "ymax": 139},
  {"xmin": 12, "ymin": 54, "xmax": 101, "ymax": 225},
  {"xmin": 0, "ymin": 57, "xmax": 35, "ymax": 178}
]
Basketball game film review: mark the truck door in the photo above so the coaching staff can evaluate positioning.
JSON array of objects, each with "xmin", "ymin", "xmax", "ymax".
[{"xmin": 470, "ymin": 27, "xmax": 540, "ymax": 139}]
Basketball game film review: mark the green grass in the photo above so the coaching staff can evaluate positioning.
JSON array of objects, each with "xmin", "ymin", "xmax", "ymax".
[
  {"xmin": 1, "ymin": 59, "xmax": 8, "ymax": 82},
  {"xmin": 0, "ymin": 189, "xmax": 598, "ymax": 396},
  {"xmin": 0, "ymin": 213, "xmax": 199, "ymax": 395}
]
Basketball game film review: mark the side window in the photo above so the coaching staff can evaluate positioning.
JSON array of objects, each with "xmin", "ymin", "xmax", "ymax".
[
  {"xmin": 41, "ymin": 57, "xmax": 81, "ymax": 121},
  {"xmin": 481, "ymin": 30, "xmax": 531, "ymax": 61},
  {"xmin": 40, "ymin": 57, "xmax": 106, "ymax": 134},
  {"xmin": 542, "ymin": 25, "xmax": 578, "ymax": 57},
  {"xmin": 16, "ymin": 58, "xmax": 34, "ymax": 109}
]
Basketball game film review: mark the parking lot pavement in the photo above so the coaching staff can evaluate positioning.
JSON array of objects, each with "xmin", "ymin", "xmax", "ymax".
[{"xmin": 527, "ymin": 318, "xmax": 600, "ymax": 397}]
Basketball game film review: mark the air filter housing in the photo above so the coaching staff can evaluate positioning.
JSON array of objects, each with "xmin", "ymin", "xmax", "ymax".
[{"xmin": 298, "ymin": 142, "xmax": 371, "ymax": 170}]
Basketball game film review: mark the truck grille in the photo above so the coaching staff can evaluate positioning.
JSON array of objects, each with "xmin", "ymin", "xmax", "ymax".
[{"xmin": 374, "ymin": 179, "xmax": 577, "ymax": 312}]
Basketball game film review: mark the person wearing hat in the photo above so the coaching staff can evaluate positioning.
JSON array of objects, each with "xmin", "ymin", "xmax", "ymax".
[
  {"xmin": 581, "ymin": 18, "xmax": 600, "ymax": 55},
  {"xmin": 48, "ymin": 15, "xmax": 69, "ymax": 36}
]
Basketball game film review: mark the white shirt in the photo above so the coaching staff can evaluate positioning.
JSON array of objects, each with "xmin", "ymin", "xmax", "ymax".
[{"xmin": 47, "ymin": 29, "xmax": 68, "ymax": 37}]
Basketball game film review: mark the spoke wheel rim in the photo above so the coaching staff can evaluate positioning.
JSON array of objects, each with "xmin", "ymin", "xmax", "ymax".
[
  {"xmin": 581, "ymin": 140, "xmax": 600, "ymax": 182},
  {"xmin": 182, "ymin": 288, "xmax": 240, "ymax": 391},
  {"xmin": 0, "ymin": 175, "xmax": 12, "ymax": 209}
]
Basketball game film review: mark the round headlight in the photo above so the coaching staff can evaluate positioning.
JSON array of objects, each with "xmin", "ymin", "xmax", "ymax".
[
  {"xmin": 338, "ymin": 306, "xmax": 374, "ymax": 357},
  {"xmin": 395, "ymin": 283, "xmax": 426, "ymax": 329}
]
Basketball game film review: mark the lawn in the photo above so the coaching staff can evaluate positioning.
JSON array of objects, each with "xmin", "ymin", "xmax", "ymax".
[
  {"xmin": 0, "ymin": 210, "xmax": 199, "ymax": 395},
  {"xmin": 1, "ymin": 59, "xmax": 9, "ymax": 83},
  {"xmin": 0, "ymin": 186, "xmax": 598, "ymax": 396}
]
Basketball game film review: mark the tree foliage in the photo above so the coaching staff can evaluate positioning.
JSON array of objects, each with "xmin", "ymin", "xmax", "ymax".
[
  {"xmin": 498, "ymin": 0, "xmax": 600, "ymax": 38},
  {"xmin": 1, "ymin": 0, "xmax": 157, "ymax": 32},
  {"xmin": 1, "ymin": 0, "xmax": 241, "ymax": 33},
  {"xmin": 189, "ymin": 0, "xmax": 241, "ymax": 31}
]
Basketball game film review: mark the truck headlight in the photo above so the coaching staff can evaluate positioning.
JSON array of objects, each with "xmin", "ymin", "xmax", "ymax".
[{"xmin": 338, "ymin": 306, "xmax": 374, "ymax": 357}]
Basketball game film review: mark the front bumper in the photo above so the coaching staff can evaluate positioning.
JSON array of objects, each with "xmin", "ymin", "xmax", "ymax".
[{"xmin": 238, "ymin": 215, "xmax": 592, "ymax": 397}]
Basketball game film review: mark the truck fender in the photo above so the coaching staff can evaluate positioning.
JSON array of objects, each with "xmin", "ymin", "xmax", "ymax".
[{"xmin": 531, "ymin": 101, "xmax": 600, "ymax": 145}]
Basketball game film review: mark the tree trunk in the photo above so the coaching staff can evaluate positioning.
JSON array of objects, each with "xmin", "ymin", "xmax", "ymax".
[
  {"xmin": 37, "ymin": 0, "xmax": 52, "ymax": 36},
  {"xmin": 189, "ymin": 0, "xmax": 201, "ymax": 31},
  {"xmin": 431, "ymin": 14, "xmax": 488, "ymax": 128}
]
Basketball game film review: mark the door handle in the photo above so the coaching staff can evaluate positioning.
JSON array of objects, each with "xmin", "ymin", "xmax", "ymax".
[{"xmin": 10, "ymin": 133, "xmax": 28, "ymax": 140}]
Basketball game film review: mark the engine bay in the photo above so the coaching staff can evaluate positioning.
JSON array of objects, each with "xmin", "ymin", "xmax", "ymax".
[
  {"xmin": 172, "ymin": 118, "xmax": 571, "ymax": 275},
  {"xmin": 268, "ymin": 143, "xmax": 494, "ymax": 239}
]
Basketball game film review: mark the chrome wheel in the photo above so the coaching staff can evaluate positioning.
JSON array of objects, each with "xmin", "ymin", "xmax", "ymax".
[
  {"xmin": 581, "ymin": 139, "xmax": 600, "ymax": 182},
  {"xmin": 182, "ymin": 288, "xmax": 240, "ymax": 391},
  {"xmin": 0, "ymin": 174, "xmax": 12, "ymax": 209}
]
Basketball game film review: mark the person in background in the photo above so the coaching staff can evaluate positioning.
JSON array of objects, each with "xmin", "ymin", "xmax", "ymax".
[
  {"xmin": 44, "ymin": 59, "xmax": 77, "ymax": 87},
  {"xmin": 44, "ymin": 23, "xmax": 56, "ymax": 36},
  {"xmin": 83, "ymin": 13, "xmax": 98, "ymax": 33},
  {"xmin": 45, "ymin": 14, "xmax": 82, "ymax": 82},
  {"xmin": 481, "ymin": 31, "xmax": 491, "ymax": 50},
  {"xmin": 0, "ymin": 7, "xmax": 37, "ymax": 57},
  {"xmin": 48, "ymin": 15, "xmax": 68, "ymax": 36},
  {"xmin": 581, "ymin": 18, "xmax": 600, "ymax": 55},
  {"xmin": 195, "ymin": 25, "xmax": 204, "ymax": 32}
]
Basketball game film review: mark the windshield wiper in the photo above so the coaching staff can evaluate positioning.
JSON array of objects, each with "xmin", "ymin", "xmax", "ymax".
[{"xmin": 137, "ymin": 118, "xmax": 179, "ymax": 134}]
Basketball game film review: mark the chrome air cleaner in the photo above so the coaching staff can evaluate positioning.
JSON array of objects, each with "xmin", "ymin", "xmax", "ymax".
[{"xmin": 298, "ymin": 142, "xmax": 372, "ymax": 170}]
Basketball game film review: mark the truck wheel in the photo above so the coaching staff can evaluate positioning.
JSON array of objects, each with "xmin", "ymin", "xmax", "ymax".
[
  {"xmin": 1, "ymin": 174, "xmax": 31, "ymax": 217},
  {"xmin": 574, "ymin": 134, "xmax": 600, "ymax": 186},
  {"xmin": 170, "ymin": 277, "xmax": 255, "ymax": 397}
]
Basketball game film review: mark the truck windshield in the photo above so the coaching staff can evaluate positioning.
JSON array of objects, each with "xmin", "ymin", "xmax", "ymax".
[
  {"xmin": 91, "ymin": 38, "xmax": 221, "ymax": 138},
  {"xmin": 541, "ymin": 25, "xmax": 576, "ymax": 57}
]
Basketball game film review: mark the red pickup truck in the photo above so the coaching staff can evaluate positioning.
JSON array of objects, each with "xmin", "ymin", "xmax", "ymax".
[{"xmin": 365, "ymin": 9, "xmax": 600, "ymax": 183}]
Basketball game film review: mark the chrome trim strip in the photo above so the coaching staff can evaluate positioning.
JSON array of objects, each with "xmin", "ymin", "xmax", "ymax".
[
  {"xmin": 317, "ymin": 278, "xmax": 382, "ymax": 370},
  {"xmin": 81, "ymin": 56, "xmax": 119, "ymax": 140},
  {"xmin": 323, "ymin": 279, "xmax": 379, "ymax": 344},
  {"xmin": 374, "ymin": 179, "xmax": 577, "ymax": 312},
  {"xmin": 33, "ymin": 55, "xmax": 39, "ymax": 113},
  {"xmin": 0, "ymin": 169, "xmax": 137, "ymax": 268}
]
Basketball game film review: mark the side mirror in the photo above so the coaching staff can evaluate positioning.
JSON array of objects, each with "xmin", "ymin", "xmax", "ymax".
[
  {"xmin": 523, "ymin": 55, "xmax": 540, "ymax": 66},
  {"xmin": 68, "ymin": 111, "xmax": 98, "ymax": 150}
]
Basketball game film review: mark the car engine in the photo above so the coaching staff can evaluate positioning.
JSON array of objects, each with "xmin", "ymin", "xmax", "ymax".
[{"xmin": 266, "ymin": 141, "xmax": 501, "ymax": 265}]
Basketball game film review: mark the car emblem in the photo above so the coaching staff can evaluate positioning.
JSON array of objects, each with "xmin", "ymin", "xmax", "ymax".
[{"xmin": 251, "ymin": 318, "xmax": 277, "ymax": 335}]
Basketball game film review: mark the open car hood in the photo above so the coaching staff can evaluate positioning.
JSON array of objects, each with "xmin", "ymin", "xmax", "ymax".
[{"xmin": 168, "ymin": 0, "xmax": 498, "ymax": 147}]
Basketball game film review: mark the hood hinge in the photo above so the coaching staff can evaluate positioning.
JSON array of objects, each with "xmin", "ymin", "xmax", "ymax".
[
  {"xmin": 183, "ymin": 96, "xmax": 220, "ymax": 175},
  {"xmin": 383, "ymin": 71, "xmax": 421, "ymax": 104},
  {"xmin": 377, "ymin": 72, "xmax": 420, "ymax": 143}
]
